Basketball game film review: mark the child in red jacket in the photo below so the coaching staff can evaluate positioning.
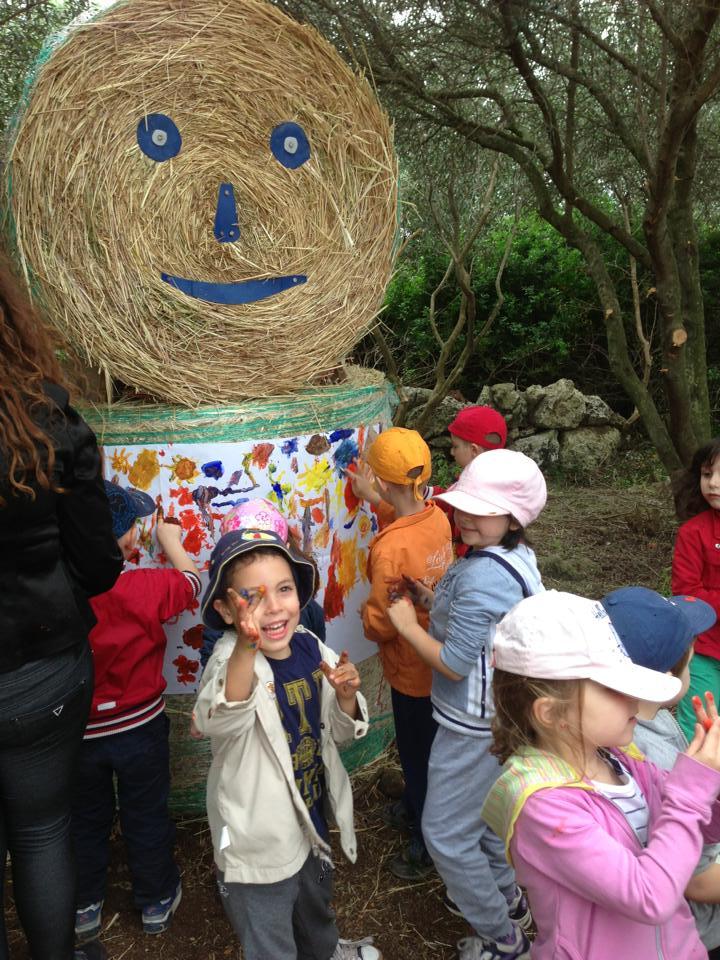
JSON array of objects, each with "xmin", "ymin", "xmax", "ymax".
[
  {"xmin": 72, "ymin": 482, "xmax": 200, "ymax": 941},
  {"xmin": 672, "ymin": 437, "xmax": 720, "ymax": 740}
]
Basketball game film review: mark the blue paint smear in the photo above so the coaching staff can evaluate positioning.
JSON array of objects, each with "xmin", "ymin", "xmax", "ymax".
[
  {"xmin": 202, "ymin": 460, "xmax": 224, "ymax": 479},
  {"xmin": 333, "ymin": 438, "xmax": 359, "ymax": 477},
  {"xmin": 271, "ymin": 481, "xmax": 284, "ymax": 502},
  {"xmin": 329, "ymin": 428, "xmax": 353, "ymax": 443},
  {"xmin": 281, "ymin": 438, "xmax": 299, "ymax": 455},
  {"xmin": 214, "ymin": 497, "xmax": 250, "ymax": 509}
]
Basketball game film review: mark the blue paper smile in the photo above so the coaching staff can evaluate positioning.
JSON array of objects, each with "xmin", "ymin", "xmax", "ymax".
[{"xmin": 160, "ymin": 273, "xmax": 307, "ymax": 305}]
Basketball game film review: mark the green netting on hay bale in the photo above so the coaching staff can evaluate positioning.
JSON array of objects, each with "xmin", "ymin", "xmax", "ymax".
[{"xmin": 82, "ymin": 367, "xmax": 394, "ymax": 445}]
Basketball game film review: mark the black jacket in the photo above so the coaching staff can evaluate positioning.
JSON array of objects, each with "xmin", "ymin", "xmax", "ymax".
[{"xmin": 0, "ymin": 382, "xmax": 123, "ymax": 672}]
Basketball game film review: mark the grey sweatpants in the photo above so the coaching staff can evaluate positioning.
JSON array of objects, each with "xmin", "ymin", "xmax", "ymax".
[
  {"xmin": 217, "ymin": 852, "xmax": 339, "ymax": 960},
  {"xmin": 422, "ymin": 725, "xmax": 516, "ymax": 941}
]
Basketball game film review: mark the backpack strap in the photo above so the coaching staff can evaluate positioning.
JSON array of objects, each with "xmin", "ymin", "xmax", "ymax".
[{"xmin": 468, "ymin": 549, "xmax": 531, "ymax": 598}]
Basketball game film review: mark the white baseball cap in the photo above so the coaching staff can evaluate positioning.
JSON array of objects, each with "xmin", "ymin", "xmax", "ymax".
[
  {"xmin": 436, "ymin": 449, "xmax": 547, "ymax": 528},
  {"xmin": 493, "ymin": 590, "xmax": 682, "ymax": 702}
]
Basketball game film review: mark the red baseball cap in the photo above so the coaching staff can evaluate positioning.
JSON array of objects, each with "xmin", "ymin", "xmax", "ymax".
[{"xmin": 448, "ymin": 406, "xmax": 507, "ymax": 450}]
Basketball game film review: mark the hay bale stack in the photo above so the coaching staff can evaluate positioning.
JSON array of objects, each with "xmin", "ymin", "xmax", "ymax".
[{"xmin": 6, "ymin": 0, "xmax": 397, "ymax": 404}]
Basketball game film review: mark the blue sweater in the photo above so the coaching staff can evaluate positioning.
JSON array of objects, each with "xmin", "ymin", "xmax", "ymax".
[{"xmin": 430, "ymin": 544, "xmax": 543, "ymax": 735}]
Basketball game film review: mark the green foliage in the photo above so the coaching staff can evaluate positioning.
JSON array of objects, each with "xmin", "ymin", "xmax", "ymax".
[{"xmin": 0, "ymin": 1, "xmax": 91, "ymax": 140}]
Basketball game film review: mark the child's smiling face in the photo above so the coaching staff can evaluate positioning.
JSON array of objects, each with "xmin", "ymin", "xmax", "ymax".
[
  {"xmin": 454, "ymin": 509, "xmax": 515, "ymax": 548},
  {"xmin": 220, "ymin": 552, "xmax": 301, "ymax": 659}
]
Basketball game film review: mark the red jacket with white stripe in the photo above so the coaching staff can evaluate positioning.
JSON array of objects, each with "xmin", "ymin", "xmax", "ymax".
[{"xmin": 86, "ymin": 567, "xmax": 200, "ymax": 738}]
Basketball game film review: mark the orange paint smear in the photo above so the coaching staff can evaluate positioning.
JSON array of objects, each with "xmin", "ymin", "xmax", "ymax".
[
  {"xmin": 251, "ymin": 443, "xmax": 274, "ymax": 469},
  {"xmin": 171, "ymin": 486, "xmax": 194, "ymax": 506},
  {"xmin": 324, "ymin": 533, "xmax": 345, "ymax": 620},
  {"xmin": 311, "ymin": 507, "xmax": 324, "ymax": 524}
]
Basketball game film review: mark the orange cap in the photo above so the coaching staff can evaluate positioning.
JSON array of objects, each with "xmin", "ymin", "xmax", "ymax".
[{"xmin": 366, "ymin": 427, "xmax": 431, "ymax": 501}]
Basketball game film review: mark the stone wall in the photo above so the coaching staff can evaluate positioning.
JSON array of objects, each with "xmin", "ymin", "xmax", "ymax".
[{"xmin": 404, "ymin": 378, "xmax": 625, "ymax": 475}]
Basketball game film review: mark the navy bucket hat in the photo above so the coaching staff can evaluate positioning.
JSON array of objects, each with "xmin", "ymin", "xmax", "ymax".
[
  {"xmin": 600, "ymin": 586, "xmax": 717, "ymax": 673},
  {"xmin": 103, "ymin": 480, "xmax": 156, "ymax": 539},
  {"xmin": 201, "ymin": 529, "xmax": 318, "ymax": 631}
]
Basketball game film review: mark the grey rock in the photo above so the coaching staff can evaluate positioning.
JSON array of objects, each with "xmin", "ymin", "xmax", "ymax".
[
  {"xmin": 532, "ymin": 379, "xmax": 586, "ymax": 429},
  {"xmin": 584, "ymin": 395, "xmax": 625, "ymax": 428},
  {"xmin": 511, "ymin": 431, "xmax": 560, "ymax": 468},
  {"xmin": 558, "ymin": 426, "xmax": 622, "ymax": 475}
]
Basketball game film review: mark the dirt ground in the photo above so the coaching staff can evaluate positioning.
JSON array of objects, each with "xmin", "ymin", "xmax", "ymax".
[{"xmin": 4, "ymin": 464, "xmax": 678, "ymax": 959}]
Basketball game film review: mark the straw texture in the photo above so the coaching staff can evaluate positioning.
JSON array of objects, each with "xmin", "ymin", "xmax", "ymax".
[{"xmin": 6, "ymin": 0, "xmax": 397, "ymax": 405}]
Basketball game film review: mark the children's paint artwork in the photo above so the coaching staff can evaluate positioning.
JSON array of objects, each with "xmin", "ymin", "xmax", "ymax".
[{"xmin": 104, "ymin": 425, "xmax": 382, "ymax": 693}]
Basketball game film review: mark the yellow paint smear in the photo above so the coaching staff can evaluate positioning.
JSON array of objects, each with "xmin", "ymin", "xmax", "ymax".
[{"xmin": 128, "ymin": 449, "xmax": 160, "ymax": 490}]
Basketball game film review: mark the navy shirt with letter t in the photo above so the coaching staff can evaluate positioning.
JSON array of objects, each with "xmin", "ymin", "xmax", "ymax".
[{"xmin": 267, "ymin": 627, "xmax": 328, "ymax": 839}]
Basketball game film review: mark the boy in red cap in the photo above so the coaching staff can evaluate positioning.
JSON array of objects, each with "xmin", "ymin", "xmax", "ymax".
[
  {"xmin": 351, "ymin": 406, "xmax": 507, "ymax": 555},
  {"xmin": 360, "ymin": 428, "xmax": 453, "ymax": 879}
]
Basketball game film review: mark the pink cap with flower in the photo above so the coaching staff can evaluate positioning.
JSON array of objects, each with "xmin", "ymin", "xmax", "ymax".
[{"xmin": 219, "ymin": 498, "xmax": 289, "ymax": 541}]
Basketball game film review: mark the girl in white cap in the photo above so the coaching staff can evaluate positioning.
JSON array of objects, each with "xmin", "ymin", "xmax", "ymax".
[
  {"xmin": 483, "ymin": 589, "xmax": 720, "ymax": 960},
  {"xmin": 388, "ymin": 448, "xmax": 547, "ymax": 960}
]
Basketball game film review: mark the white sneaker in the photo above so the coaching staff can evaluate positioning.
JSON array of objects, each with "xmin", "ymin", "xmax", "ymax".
[{"xmin": 331, "ymin": 936, "xmax": 383, "ymax": 960}]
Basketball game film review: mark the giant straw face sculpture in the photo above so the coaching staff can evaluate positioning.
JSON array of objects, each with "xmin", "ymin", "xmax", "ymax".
[{"xmin": 7, "ymin": 0, "xmax": 397, "ymax": 404}]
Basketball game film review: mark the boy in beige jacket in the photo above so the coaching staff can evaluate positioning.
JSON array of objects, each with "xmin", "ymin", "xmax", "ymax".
[{"xmin": 194, "ymin": 527, "xmax": 381, "ymax": 960}]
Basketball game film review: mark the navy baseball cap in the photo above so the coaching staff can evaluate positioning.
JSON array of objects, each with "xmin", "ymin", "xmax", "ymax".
[
  {"xmin": 103, "ymin": 480, "xmax": 156, "ymax": 539},
  {"xmin": 201, "ymin": 529, "xmax": 318, "ymax": 631},
  {"xmin": 600, "ymin": 586, "xmax": 717, "ymax": 672}
]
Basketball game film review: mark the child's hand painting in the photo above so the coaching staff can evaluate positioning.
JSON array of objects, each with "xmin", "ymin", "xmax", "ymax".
[
  {"xmin": 156, "ymin": 514, "xmax": 183, "ymax": 549},
  {"xmin": 320, "ymin": 649, "xmax": 361, "ymax": 699},
  {"xmin": 226, "ymin": 587, "xmax": 266, "ymax": 653},
  {"xmin": 387, "ymin": 596, "xmax": 419, "ymax": 633},
  {"xmin": 346, "ymin": 459, "xmax": 377, "ymax": 502},
  {"xmin": 386, "ymin": 574, "xmax": 433, "ymax": 610}
]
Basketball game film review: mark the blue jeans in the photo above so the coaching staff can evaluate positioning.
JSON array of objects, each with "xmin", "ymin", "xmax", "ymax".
[
  {"xmin": 71, "ymin": 712, "xmax": 179, "ymax": 908},
  {"xmin": 0, "ymin": 642, "xmax": 93, "ymax": 960}
]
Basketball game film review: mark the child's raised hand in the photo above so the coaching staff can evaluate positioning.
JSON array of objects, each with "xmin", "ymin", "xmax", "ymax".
[
  {"xmin": 686, "ymin": 691, "xmax": 720, "ymax": 772},
  {"xmin": 387, "ymin": 596, "xmax": 419, "ymax": 633},
  {"xmin": 226, "ymin": 587, "xmax": 265, "ymax": 653},
  {"xmin": 346, "ymin": 459, "xmax": 377, "ymax": 503},
  {"xmin": 320, "ymin": 649, "xmax": 361, "ymax": 699}
]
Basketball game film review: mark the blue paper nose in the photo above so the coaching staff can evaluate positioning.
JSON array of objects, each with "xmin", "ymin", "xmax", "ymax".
[{"xmin": 214, "ymin": 183, "xmax": 239, "ymax": 243}]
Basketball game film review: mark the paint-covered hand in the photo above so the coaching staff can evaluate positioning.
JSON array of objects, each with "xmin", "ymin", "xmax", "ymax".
[
  {"xmin": 346, "ymin": 459, "xmax": 378, "ymax": 503},
  {"xmin": 386, "ymin": 574, "xmax": 433, "ymax": 610},
  {"xmin": 320, "ymin": 649, "xmax": 361, "ymax": 699},
  {"xmin": 226, "ymin": 587, "xmax": 265, "ymax": 652},
  {"xmin": 156, "ymin": 515, "xmax": 184, "ymax": 550},
  {"xmin": 387, "ymin": 596, "xmax": 419, "ymax": 633},
  {"xmin": 686, "ymin": 690, "xmax": 720, "ymax": 771}
]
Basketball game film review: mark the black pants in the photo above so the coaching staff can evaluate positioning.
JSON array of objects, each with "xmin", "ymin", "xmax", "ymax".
[
  {"xmin": 71, "ymin": 712, "xmax": 179, "ymax": 908},
  {"xmin": 0, "ymin": 642, "xmax": 93, "ymax": 960},
  {"xmin": 390, "ymin": 687, "xmax": 437, "ymax": 846}
]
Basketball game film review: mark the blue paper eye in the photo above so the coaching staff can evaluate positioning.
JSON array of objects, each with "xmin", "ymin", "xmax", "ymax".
[
  {"xmin": 270, "ymin": 122, "xmax": 310, "ymax": 169},
  {"xmin": 137, "ymin": 114, "xmax": 182, "ymax": 162}
]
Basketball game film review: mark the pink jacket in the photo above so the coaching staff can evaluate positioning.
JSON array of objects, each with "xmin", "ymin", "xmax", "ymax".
[{"xmin": 485, "ymin": 749, "xmax": 720, "ymax": 960}]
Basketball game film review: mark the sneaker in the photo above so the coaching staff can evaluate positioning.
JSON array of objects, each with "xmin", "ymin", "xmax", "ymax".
[
  {"xmin": 388, "ymin": 837, "xmax": 434, "ymax": 880},
  {"xmin": 379, "ymin": 799, "xmax": 414, "ymax": 833},
  {"xmin": 74, "ymin": 942, "xmax": 108, "ymax": 960},
  {"xmin": 508, "ymin": 885, "xmax": 532, "ymax": 932},
  {"xmin": 457, "ymin": 926, "xmax": 531, "ymax": 960},
  {"xmin": 331, "ymin": 936, "xmax": 383, "ymax": 959},
  {"xmin": 75, "ymin": 901, "xmax": 103, "ymax": 942},
  {"xmin": 141, "ymin": 880, "xmax": 182, "ymax": 935},
  {"xmin": 443, "ymin": 891, "xmax": 464, "ymax": 917}
]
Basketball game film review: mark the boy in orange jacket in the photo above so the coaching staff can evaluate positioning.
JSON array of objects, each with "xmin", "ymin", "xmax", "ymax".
[{"xmin": 361, "ymin": 428, "xmax": 452, "ymax": 879}]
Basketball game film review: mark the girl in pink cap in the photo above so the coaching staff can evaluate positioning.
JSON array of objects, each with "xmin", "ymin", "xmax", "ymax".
[{"xmin": 388, "ymin": 448, "xmax": 547, "ymax": 960}]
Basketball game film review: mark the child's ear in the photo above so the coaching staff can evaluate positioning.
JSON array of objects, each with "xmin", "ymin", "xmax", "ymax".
[
  {"xmin": 470, "ymin": 443, "xmax": 483, "ymax": 458},
  {"xmin": 213, "ymin": 597, "xmax": 234, "ymax": 626},
  {"xmin": 531, "ymin": 695, "xmax": 559, "ymax": 732}
]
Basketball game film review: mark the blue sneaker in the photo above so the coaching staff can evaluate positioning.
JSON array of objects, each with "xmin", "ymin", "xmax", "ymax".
[
  {"xmin": 508, "ymin": 885, "xmax": 532, "ymax": 932},
  {"xmin": 141, "ymin": 880, "xmax": 182, "ymax": 935},
  {"xmin": 75, "ymin": 901, "xmax": 103, "ymax": 942}
]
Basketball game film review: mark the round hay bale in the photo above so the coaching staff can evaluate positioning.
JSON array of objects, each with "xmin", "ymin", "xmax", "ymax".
[{"xmin": 5, "ymin": 0, "xmax": 397, "ymax": 405}]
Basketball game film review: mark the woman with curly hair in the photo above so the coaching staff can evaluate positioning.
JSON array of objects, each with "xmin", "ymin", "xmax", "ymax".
[{"xmin": 0, "ymin": 250, "xmax": 122, "ymax": 960}]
